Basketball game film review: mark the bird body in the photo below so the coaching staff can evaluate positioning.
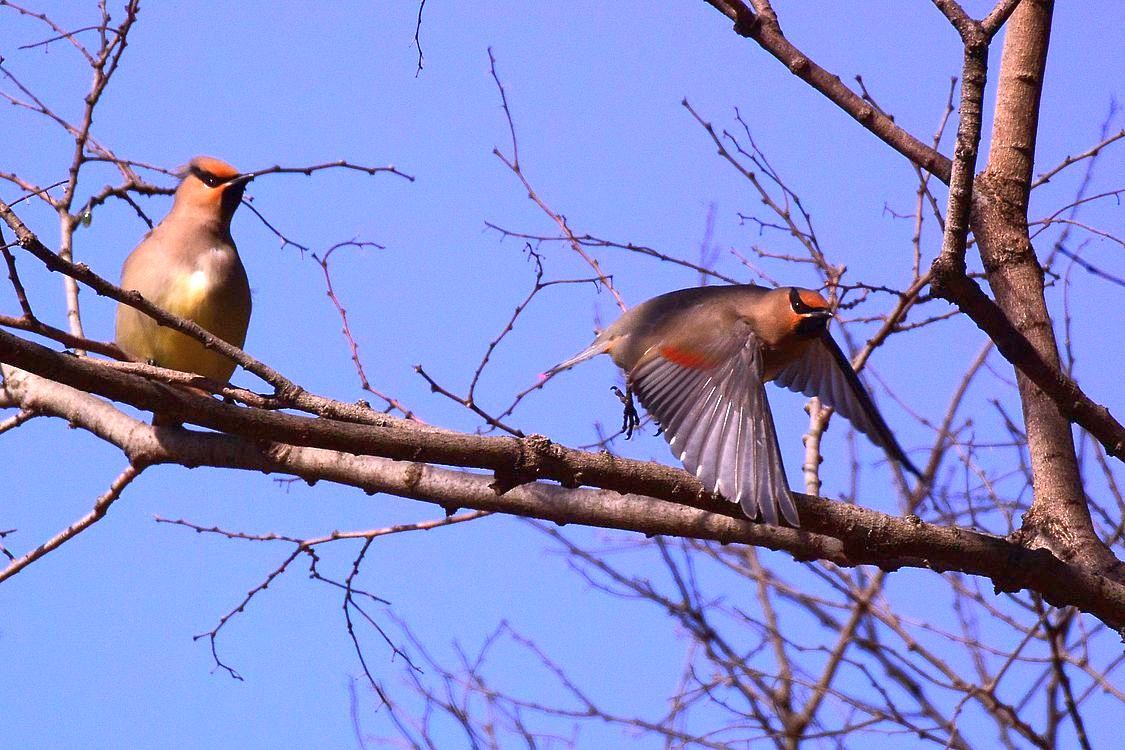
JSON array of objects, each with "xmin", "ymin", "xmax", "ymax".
[
  {"xmin": 115, "ymin": 156, "xmax": 253, "ymax": 384},
  {"xmin": 551, "ymin": 284, "xmax": 918, "ymax": 526}
]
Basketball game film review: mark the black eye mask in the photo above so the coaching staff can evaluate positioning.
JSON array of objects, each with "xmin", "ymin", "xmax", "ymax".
[
  {"xmin": 788, "ymin": 286, "xmax": 828, "ymax": 316},
  {"xmin": 189, "ymin": 165, "xmax": 232, "ymax": 189}
]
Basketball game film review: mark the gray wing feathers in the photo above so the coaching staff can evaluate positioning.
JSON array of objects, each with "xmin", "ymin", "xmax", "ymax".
[
  {"xmin": 632, "ymin": 342, "xmax": 799, "ymax": 526},
  {"xmin": 773, "ymin": 337, "xmax": 882, "ymax": 446},
  {"xmin": 773, "ymin": 334, "xmax": 919, "ymax": 476}
]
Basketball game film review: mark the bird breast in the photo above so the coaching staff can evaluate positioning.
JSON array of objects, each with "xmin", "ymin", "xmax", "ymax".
[{"xmin": 178, "ymin": 247, "xmax": 241, "ymax": 311}]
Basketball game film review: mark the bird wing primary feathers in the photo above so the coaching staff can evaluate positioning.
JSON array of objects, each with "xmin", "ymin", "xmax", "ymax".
[
  {"xmin": 629, "ymin": 327, "xmax": 799, "ymax": 526},
  {"xmin": 772, "ymin": 332, "xmax": 920, "ymax": 476}
]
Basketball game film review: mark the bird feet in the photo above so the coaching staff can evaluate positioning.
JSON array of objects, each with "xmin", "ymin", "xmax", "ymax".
[{"xmin": 611, "ymin": 385, "xmax": 641, "ymax": 439}]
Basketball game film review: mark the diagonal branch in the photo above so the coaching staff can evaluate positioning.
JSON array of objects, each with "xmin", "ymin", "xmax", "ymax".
[
  {"xmin": 701, "ymin": 0, "xmax": 952, "ymax": 182},
  {"xmin": 0, "ymin": 461, "xmax": 142, "ymax": 583}
]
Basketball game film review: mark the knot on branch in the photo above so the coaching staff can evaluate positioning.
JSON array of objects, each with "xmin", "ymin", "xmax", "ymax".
[
  {"xmin": 491, "ymin": 433, "xmax": 556, "ymax": 494},
  {"xmin": 274, "ymin": 383, "xmax": 306, "ymax": 404},
  {"xmin": 402, "ymin": 461, "xmax": 424, "ymax": 493},
  {"xmin": 964, "ymin": 35, "xmax": 988, "ymax": 58},
  {"xmin": 787, "ymin": 55, "xmax": 810, "ymax": 76},
  {"xmin": 974, "ymin": 169, "xmax": 1032, "ymax": 225},
  {"xmin": 992, "ymin": 542, "xmax": 1058, "ymax": 596},
  {"xmin": 732, "ymin": 9, "xmax": 760, "ymax": 38},
  {"xmin": 927, "ymin": 254, "xmax": 967, "ymax": 302}
]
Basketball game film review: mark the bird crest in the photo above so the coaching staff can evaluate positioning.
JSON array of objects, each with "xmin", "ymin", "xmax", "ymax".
[{"xmin": 183, "ymin": 156, "xmax": 240, "ymax": 181}]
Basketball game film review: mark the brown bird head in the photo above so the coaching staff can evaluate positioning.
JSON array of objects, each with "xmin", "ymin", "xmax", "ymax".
[
  {"xmin": 788, "ymin": 287, "xmax": 833, "ymax": 338},
  {"xmin": 171, "ymin": 156, "xmax": 254, "ymax": 231}
]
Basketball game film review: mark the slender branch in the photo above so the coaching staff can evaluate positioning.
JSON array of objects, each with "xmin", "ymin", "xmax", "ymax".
[
  {"xmin": 981, "ymin": 0, "xmax": 1028, "ymax": 38},
  {"xmin": 245, "ymin": 159, "xmax": 415, "ymax": 183},
  {"xmin": 0, "ymin": 314, "xmax": 127, "ymax": 359},
  {"xmin": 483, "ymin": 224, "xmax": 740, "ymax": 285},
  {"xmin": 488, "ymin": 49, "xmax": 625, "ymax": 311},
  {"xmin": 412, "ymin": 0, "xmax": 427, "ymax": 75},
  {"xmin": 801, "ymin": 397, "xmax": 825, "ymax": 496},
  {"xmin": 930, "ymin": 20, "xmax": 989, "ymax": 278},
  {"xmin": 0, "ymin": 462, "xmax": 142, "ymax": 583},
  {"xmin": 1, "ymin": 1, "xmax": 97, "ymax": 62},
  {"xmin": 312, "ymin": 242, "xmax": 420, "ymax": 420},
  {"xmin": 0, "ymin": 408, "xmax": 37, "ymax": 435},
  {"xmin": 931, "ymin": 0, "xmax": 978, "ymax": 39},
  {"xmin": 1031, "ymin": 128, "xmax": 1125, "ymax": 190}
]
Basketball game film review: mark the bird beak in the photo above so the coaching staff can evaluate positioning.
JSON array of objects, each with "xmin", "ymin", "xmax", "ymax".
[
  {"xmin": 219, "ymin": 173, "xmax": 254, "ymax": 216},
  {"xmin": 807, "ymin": 309, "xmax": 833, "ymax": 319}
]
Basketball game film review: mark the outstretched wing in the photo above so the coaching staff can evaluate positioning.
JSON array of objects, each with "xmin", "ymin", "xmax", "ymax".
[
  {"xmin": 629, "ymin": 329, "xmax": 798, "ymax": 526},
  {"xmin": 772, "ymin": 332, "xmax": 920, "ymax": 476}
]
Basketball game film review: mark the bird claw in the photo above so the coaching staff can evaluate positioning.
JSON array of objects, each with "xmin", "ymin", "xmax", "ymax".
[{"xmin": 611, "ymin": 385, "xmax": 641, "ymax": 439}]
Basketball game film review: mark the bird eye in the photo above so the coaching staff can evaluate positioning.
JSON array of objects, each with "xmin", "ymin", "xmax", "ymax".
[
  {"xmin": 789, "ymin": 287, "xmax": 814, "ymax": 314},
  {"xmin": 788, "ymin": 287, "xmax": 828, "ymax": 316},
  {"xmin": 190, "ymin": 165, "xmax": 224, "ymax": 188}
]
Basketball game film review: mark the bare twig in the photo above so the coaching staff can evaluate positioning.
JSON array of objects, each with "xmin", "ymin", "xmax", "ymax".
[{"xmin": 0, "ymin": 463, "xmax": 143, "ymax": 583}]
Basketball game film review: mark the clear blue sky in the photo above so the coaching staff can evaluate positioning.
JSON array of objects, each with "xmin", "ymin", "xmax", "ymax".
[{"xmin": 2, "ymin": 2, "xmax": 1122, "ymax": 747}]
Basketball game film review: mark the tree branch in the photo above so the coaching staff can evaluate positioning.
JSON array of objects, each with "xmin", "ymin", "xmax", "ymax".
[
  {"xmin": 3, "ymin": 336, "xmax": 1124, "ymax": 630},
  {"xmin": 968, "ymin": 0, "xmax": 1119, "ymax": 575},
  {"xmin": 701, "ymin": 0, "xmax": 953, "ymax": 181}
]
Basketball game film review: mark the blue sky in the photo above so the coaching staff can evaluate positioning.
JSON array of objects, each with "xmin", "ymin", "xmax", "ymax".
[{"xmin": 2, "ymin": 2, "xmax": 1122, "ymax": 747}]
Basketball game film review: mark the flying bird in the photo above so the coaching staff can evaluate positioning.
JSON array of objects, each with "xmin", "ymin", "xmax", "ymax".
[
  {"xmin": 115, "ymin": 156, "xmax": 254, "ymax": 387},
  {"xmin": 549, "ymin": 285, "xmax": 920, "ymax": 526}
]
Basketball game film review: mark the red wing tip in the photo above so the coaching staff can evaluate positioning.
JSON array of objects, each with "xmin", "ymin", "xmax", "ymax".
[{"xmin": 658, "ymin": 345, "xmax": 714, "ymax": 369}]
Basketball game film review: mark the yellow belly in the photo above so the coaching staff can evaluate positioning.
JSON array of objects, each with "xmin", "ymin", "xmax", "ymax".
[
  {"xmin": 116, "ymin": 268, "xmax": 250, "ymax": 383},
  {"xmin": 145, "ymin": 325, "xmax": 243, "ymax": 383}
]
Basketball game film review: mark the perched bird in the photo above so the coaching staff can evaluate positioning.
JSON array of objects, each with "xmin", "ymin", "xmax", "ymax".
[
  {"xmin": 115, "ymin": 156, "xmax": 254, "ymax": 386},
  {"xmin": 549, "ymin": 285, "xmax": 920, "ymax": 526}
]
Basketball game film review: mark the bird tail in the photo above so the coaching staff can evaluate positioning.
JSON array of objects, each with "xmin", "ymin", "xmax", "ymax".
[{"xmin": 544, "ymin": 337, "xmax": 613, "ymax": 378}]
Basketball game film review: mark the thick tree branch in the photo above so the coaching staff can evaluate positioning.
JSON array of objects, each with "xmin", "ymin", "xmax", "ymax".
[
  {"xmin": 969, "ymin": 0, "xmax": 1118, "ymax": 576},
  {"xmin": 925, "ymin": 271, "xmax": 1124, "ymax": 466},
  {"xmin": 3, "ymin": 337, "xmax": 1124, "ymax": 631}
]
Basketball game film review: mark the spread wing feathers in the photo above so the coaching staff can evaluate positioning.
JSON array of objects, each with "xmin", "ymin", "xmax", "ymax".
[
  {"xmin": 629, "ymin": 336, "xmax": 799, "ymax": 526},
  {"xmin": 772, "ymin": 333, "xmax": 920, "ymax": 476}
]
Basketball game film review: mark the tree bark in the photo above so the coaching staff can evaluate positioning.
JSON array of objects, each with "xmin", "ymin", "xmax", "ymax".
[
  {"xmin": 971, "ymin": 0, "xmax": 1117, "ymax": 574},
  {"xmin": 5, "ymin": 337, "xmax": 1125, "ymax": 630}
]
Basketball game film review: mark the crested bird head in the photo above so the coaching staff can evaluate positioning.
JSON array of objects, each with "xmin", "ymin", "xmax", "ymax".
[
  {"xmin": 788, "ymin": 287, "xmax": 833, "ymax": 338},
  {"xmin": 171, "ymin": 156, "xmax": 254, "ymax": 230}
]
